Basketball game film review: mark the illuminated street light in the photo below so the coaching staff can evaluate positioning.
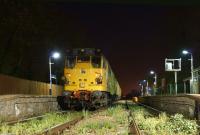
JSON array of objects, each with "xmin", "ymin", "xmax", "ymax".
[
  {"xmin": 143, "ymin": 80, "xmax": 148, "ymax": 96},
  {"xmin": 52, "ymin": 52, "xmax": 60, "ymax": 59},
  {"xmin": 150, "ymin": 70, "xmax": 157, "ymax": 87},
  {"xmin": 150, "ymin": 70, "xmax": 155, "ymax": 75},
  {"xmin": 150, "ymin": 70, "xmax": 157, "ymax": 95},
  {"xmin": 139, "ymin": 83, "xmax": 144, "ymax": 96},
  {"xmin": 182, "ymin": 50, "xmax": 189, "ymax": 55},
  {"xmin": 49, "ymin": 52, "xmax": 60, "ymax": 95},
  {"xmin": 182, "ymin": 49, "xmax": 194, "ymax": 93}
]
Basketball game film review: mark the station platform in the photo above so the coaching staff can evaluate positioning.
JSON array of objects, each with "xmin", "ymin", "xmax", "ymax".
[
  {"xmin": 0, "ymin": 94, "xmax": 59, "ymax": 122},
  {"xmin": 137, "ymin": 94, "xmax": 200, "ymax": 119}
]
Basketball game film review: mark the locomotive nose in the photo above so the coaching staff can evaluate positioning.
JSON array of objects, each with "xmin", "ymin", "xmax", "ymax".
[{"xmin": 79, "ymin": 82, "xmax": 85, "ymax": 88}]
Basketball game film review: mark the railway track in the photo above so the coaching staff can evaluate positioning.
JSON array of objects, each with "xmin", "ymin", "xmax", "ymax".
[
  {"xmin": 125, "ymin": 100, "xmax": 141, "ymax": 135},
  {"xmin": 135, "ymin": 102, "xmax": 162, "ymax": 115},
  {"xmin": 37, "ymin": 116, "xmax": 84, "ymax": 135},
  {"xmin": 1, "ymin": 101, "xmax": 162, "ymax": 135},
  {"xmin": 5, "ymin": 111, "xmax": 68, "ymax": 125},
  {"xmin": 36, "ymin": 107, "xmax": 108, "ymax": 135},
  {"xmin": 1, "ymin": 106, "xmax": 109, "ymax": 135}
]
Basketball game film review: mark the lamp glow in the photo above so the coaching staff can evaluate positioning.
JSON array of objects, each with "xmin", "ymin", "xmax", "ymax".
[
  {"xmin": 150, "ymin": 70, "xmax": 155, "ymax": 75},
  {"xmin": 182, "ymin": 50, "xmax": 189, "ymax": 55},
  {"xmin": 52, "ymin": 52, "xmax": 60, "ymax": 59}
]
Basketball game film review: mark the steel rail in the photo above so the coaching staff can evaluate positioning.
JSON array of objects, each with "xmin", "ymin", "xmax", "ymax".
[
  {"xmin": 37, "ymin": 116, "xmax": 84, "ymax": 135},
  {"xmin": 36, "ymin": 107, "xmax": 108, "ymax": 135},
  {"xmin": 125, "ymin": 100, "xmax": 141, "ymax": 135}
]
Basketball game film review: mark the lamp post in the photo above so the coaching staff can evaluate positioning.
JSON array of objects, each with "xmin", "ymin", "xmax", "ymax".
[
  {"xmin": 143, "ymin": 80, "xmax": 148, "ymax": 96},
  {"xmin": 139, "ymin": 83, "xmax": 144, "ymax": 96},
  {"xmin": 150, "ymin": 70, "xmax": 157, "ymax": 95},
  {"xmin": 49, "ymin": 52, "xmax": 60, "ymax": 95},
  {"xmin": 182, "ymin": 50, "xmax": 194, "ymax": 93}
]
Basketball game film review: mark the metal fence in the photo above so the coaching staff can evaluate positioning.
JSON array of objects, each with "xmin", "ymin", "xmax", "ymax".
[{"xmin": 0, "ymin": 74, "xmax": 63, "ymax": 96}]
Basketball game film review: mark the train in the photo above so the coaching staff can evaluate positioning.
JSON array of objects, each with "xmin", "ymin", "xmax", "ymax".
[{"xmin": 58, "ymin": 48, "xmax": 121, "ymax": 109}]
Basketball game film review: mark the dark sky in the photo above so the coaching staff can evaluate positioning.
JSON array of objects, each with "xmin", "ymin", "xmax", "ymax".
[{"xmin": 1, "ymin": 1, "xmax": 200, "ymax": 95}]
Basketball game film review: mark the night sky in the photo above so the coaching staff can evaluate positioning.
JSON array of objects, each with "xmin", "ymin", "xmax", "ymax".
[{"xmin": 1, "ymin": 1, "xmax": 200, "ymax": 95}]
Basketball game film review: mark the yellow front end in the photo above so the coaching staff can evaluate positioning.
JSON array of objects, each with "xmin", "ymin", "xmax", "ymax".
[{"xmin": 64, "ymin": 62, "xmax": 107, "ymax": 92}]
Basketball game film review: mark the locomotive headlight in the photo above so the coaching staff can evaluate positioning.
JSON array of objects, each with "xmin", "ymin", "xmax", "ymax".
[
  {"xmin": 65, "ymin": 73, "xmax": 71, "ymax": 77},
  {"xmin": 95, "ymin": 75, "xmax": 103, "ymax": 84},
  {"xmin": 63, "ymin": 76, "xmax": 69, "ymax": 85}
]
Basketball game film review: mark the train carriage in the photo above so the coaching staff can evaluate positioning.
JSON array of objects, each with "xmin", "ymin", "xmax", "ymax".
[{"xmin": 60, "ymin": 48, "xmax": 121, "ymax": 109}]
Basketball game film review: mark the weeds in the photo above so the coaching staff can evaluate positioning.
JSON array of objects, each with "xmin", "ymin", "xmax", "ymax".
[
  {"xmin": 130, "ymin": 105, "xmax": 198, "ymax": 135},
  {"xmin": 0, "ymin": 112, "xmax": 82, "ymax": 135},
  {"xmin": 69, "ymin": 105, "xmax": 129, "ymax": 135}
]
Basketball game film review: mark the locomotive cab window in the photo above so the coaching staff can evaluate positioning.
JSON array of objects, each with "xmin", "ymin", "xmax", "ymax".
[
  {"xmin": 77, "ymin": 56, "xmax": 90, "ymax": 62},
  {"xmin": 92, "ymin": 56, "xmax": 101, "ymax": 68},
  {"xmin": 66, "ymin": 56, "xmax": 75, "ymax": 68}
]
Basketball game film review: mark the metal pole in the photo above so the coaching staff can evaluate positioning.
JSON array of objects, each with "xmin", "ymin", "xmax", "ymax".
[
  {"xmin": 154, "ymin": 74, "xmax": 157, "ymax": 96},
  {"xmin": 146, "ymin": 81, "xmax": 149, "ymax": 96},
  {"xmin": 154, "ymin": 74, "xmax": 157, "ymax": 87},
  {"xmin": 49, "ymin": 57, "xmax": 52, "ymax": 95},
  {"xmin": 184, "ymin": 81, "xmax": 186, "ymax": 94},
  {"xmin": 175, "ymin": 71, "xmax": 177, "ymax": 95},
  {"xmin": 141, "ymin": 85, "xmax": 144, "ymax": 96},
  {"xmin": 191, "ymin": 53, "xmax": 194, "ymax": 94}
]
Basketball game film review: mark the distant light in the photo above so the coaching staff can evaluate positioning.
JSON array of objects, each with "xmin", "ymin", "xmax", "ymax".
[
  {"xmin": 182, "ymin": 50, "xmax": 189, "ymax": 55},
  {"xmin": 143, "ymin": 80, "xmax": 147, "ymax": 83},
  {"xmin": 51, "ymin": 75, "xmax": 57, "ymax": 79},
  {"xmin": 52, "ymin": 52, "xmax": 60, "ymax": 59},
  {"xmin": 150, "ymin": 70, "xmax": 155, "ymax": 75}
]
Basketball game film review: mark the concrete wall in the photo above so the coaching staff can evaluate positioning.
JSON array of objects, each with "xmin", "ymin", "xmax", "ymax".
[
  {"xmin": 0, "ymin": 95, "xmax": 59, "ymax": 122},
  {"xmin": 138, "ymin": 95, "xmax": 195, "ymax": 118}
]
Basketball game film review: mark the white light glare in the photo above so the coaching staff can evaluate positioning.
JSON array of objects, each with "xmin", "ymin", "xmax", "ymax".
[
  {"xmin": 182, "ymin": 50, "xmax": 189, "ymax": 55},
  {"xmin": 150, "ymin": 70, "xmax": 155, "ymax": 75},
  {"xmin": 143, "ymin": 80, "xmax": 147, "ymax": 83},
  {"xmin": 52, "ymin": 52, "xmax": 60, "ymax": 59}
]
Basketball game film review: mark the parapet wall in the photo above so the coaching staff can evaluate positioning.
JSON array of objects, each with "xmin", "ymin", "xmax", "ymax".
[
  {"xmin": 138, "ymin": 95, "xmax": 195, "ymax": 118},
  {"xmin": 0, "ymin": 95, "xmax": 59, "ymax": 122}
]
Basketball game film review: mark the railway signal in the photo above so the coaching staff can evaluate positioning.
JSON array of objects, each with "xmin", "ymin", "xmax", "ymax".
[{"xmin": 165, "ymin": 58, "xmax": 181, "ymax": 95}]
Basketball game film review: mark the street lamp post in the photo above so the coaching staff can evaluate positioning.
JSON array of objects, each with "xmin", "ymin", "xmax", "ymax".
[
  {"xmin": 143, "ymin": 80, "xmax": 148, "ymax": 96},
  {"xmin": 139, "ymin": 83, "xmax": 144, "ymax": 96},
  {"xmin": 49, "ymin": 52, "xmax": 60, "ymax": 95},
  {"xmin": 150, "ymin": 70, "xmax": 157, "ymax": 95},
  {"xmin": 182, "ymin": 50, "xmax": 194, "ymax": 93}
]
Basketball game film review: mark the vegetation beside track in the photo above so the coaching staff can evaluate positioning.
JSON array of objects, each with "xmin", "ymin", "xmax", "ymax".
[
  {"xmin": 0, "ymin": 111, "xmax": 82, "ymax": 135},
  {"xmin": 130, "ymin": 105, "xmax": 199, "ymax": 135}
]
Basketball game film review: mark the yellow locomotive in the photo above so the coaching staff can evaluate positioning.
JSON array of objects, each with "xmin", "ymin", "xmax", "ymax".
[{"xmin": 61, "ymin": 48, "xmax": 121, "ymax": 109}]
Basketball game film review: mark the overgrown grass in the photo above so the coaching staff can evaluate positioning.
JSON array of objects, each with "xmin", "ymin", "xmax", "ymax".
[
  {"xmin": 105, "ymin": 105, "xmax": 129, "ymax": 125},
  {"xmin": 69, "ymin": 105, "xmax": 129, "ymax": 135},
  {"xmin": 0, "ymin": 111, "xmax": 82, "ymax": 135},
  {"xmin": 130, "ymin": 105, "xmax": 199, "ymax": 135},
  {"xmin": 77, "ymin": 119, "xmax": 117, "ymax": 135}
]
